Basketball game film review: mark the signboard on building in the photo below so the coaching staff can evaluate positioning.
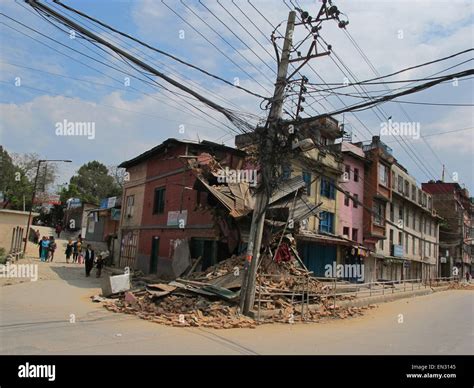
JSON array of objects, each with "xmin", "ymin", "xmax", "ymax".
[
  {"xmin": 34, "ymin": 193, "xmax": 61, "ymax": 205},
  {"xmin": 67, "ymin": 198, "xmax": 82, "ymax": 209},
  {"xmin": 167, "ymin": 210, "xmax": 188, "ymax": 227},
  {"xmin": 100, "ymin": 196, "xmax": 117, "ymax": 209},
  {"xmin": 392, "ymin": 244, "xmax": 403, "ymax": 257}
]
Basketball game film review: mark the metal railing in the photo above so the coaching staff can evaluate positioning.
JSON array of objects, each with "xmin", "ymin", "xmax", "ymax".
[{"xmin": 254, "ymin": 275, "xmax": 459, "ymax": 320}]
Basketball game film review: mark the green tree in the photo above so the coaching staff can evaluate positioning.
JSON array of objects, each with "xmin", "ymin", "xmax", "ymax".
[
  {"xmin": 0, "ymin": 146, "xmax": 33, "ymax": 210},
  {"xmin": 68, "ymin": 161, "xmax": 121, "ymax": 204}
]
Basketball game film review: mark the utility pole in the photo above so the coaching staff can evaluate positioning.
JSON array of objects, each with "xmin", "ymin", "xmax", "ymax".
[
  {"xmin": 23, "ymin": 159, "xmax": 71, "ymax": 256},
  {"xmin": 242, "ymin": 11, "xmax": 296, "ymax": 315},
  {"xmin": 23, "ymin": 161, "xmax": 42, "ymax": 256}
]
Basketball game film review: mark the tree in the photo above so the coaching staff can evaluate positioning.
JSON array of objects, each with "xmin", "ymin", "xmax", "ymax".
[
  {"xmin": 108, "ymin": 165, "xmax": 127, "ymax": 190},
  {"xmin": 68, "ymin": 161, "xmax": 121, "ymax": 204},
  {"xmin": 0, "ymin": 146, "xmax": 33, "ymax": 210},
  {"xmin": 11, "ymin": 153, "xmax": 57, "ymax": 192}
]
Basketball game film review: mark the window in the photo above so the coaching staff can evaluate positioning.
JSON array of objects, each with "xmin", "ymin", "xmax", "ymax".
[
  {"xmin": 379, "ymin": 238, "xmax": 384, "ymax": 251},
  {"xmin": 389, "ymin": 229, "xmax": 394, "ymax": 244},
  {"xmin": 344, "ymin": 192, "xmax": 350, "ymax": 206},
  {"xmin": 344, "ymin": 165, "xmax": 351, "ymax": 180},
  {"xmin": 399, "ymin": 231, "xmax": 403, "ymax": 246},
  {"xmin": 282, "ymin": 164, "xmax": 292, "ymax": 180},
  {"xmin": 353, "ymin": 193, "xmax": 359, "ymax": 208},
  {"xmin": 398, "ymin": 205, "xmax": 404, "ymax": 226},
  {"xmin": 153, "ymin": 187, "xmax": 166, "ymax": 214},
  {"xmin": 422, "ymin": 193, "xmax": 427, "ymax": 207},
  {"xmin": 404, "ymin": 180, "xmax": 409, "ymax": 196},
  {"xmin": 391, "ymin": 171, "xmax": 396, "ymax": 189},
  {"xmin": 427, "ymin": 220, "xmax": 431, "ymax": 236},
  {"xmin": 404, "ymin": 206, "xmax": 409, "ymax": 228},
  {"xmin": 411, "ymin": 184, "xmax": 416, "ymax": 201},
  {"xmin": 412, "ymin": 237, "xmax": 416, "ymax": 255},
  {"xmin": 319, "ymin": 211, "xmax": 334, "ymax": 233},
  {"xmin": 412, "ymin": 210, "xmax": 416, "ymax": 229},
  {"xmin": 354, "ymin": 168, "xmax": 359, "ymax": 182},
  {"xmin": 418, "ymin": 189, "xmax": 423, "ymax": 205},
  {"xmin": 428, "ymin": 196, "xmax": 432, "ymax": 210},
  {"xmin": 405, "ymin": 233, "xmax": 408, "ymax": 253},
  {"xmin": 398, "ymin": 175, "xmax": 404, "ymax": 193},
  {"xmin": 352, "ymin": 228, "xmax": 358, "ymax": 242},
  {"xmin": 343, "ymin": 226, "xmax": 350, "ymax": 237},
  {"xmin": 390, "ymin": 203, "xmax": 394, "ymax": 222},
  {"xmin": 302, "ymin": 171, "xmax": 312, "ymax": 195},
  {"xmin": 428, "ymin": 242, "xmax": 431, "ymax": 256},
  {"xmin": 320, "ymin": 177, "xmax": 336, "ymax": 199},
  {"xmin": 126, "ymin": 195, "xmax": 135, "ymax": 217},
  {"xmin": 379, "ymin": 164, "xmax": 388, "ymax": 186},
  {"xmin": 373, "ymin": 202, "xmax": 385, "ymax": 226}
]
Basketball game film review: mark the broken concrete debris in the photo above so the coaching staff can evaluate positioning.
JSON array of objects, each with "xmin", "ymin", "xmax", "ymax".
[{"xmin": 100, "ymin": 253, "xmax": 371, "ymax": 329}]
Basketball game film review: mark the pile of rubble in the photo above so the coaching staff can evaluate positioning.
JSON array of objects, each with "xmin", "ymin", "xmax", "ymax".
[
  {"xmin": 101, "ymin": 253, "xmax": 368, "ymax": 329},
  {"xmin": 447, "ymin": 282, "xmax": 474, "ymax": 291},
  {"xmin": 104, "ymin": 291, "xmax": 256, "ymax": 329}
]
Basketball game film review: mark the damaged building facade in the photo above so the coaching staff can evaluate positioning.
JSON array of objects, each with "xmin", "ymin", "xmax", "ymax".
[
  {"xmin": 116, "ymin": 129, "xmax": 442, "ymax": 285},
  {"xmin": 118, "ymin": 139, "xmax": 247, "ymax": 277}
]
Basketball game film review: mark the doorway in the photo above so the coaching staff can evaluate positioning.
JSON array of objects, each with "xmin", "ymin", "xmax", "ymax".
[{"xmin": 150, "ymin": 236, "xmax": 160, "ymax": 274}]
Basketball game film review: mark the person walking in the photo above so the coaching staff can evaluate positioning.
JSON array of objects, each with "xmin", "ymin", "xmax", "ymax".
[
  {"xmin": 77, "ymin": 238, "xmax": 83, "ymax": 264},
  {"xmin": 33, "ymin": 229, "xmax": 40, "ymax": 245},
  {"xmin": 95, "ymin": 253, "xmax": 105, "ymax": 278},
  {"xmin": 40, "ymin": 236, "xmax": 50, "ymax": 262},
  {"xmin": 48, "ymin": 237, "xmax": 57, "ymax": 262},
  {"xmin": 84, "ymin": 244, "xmax": 95, "ymax": 277},
  {"xmin": 65, "ymin": 239, "xmax": 73, "ymax": 264},
  {"xmin": 55, "ymin": 224, "xmax": 62, "ymax": 238}
]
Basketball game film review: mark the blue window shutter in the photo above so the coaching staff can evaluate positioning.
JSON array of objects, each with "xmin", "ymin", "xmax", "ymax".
[
  {"xmin": 303, "ymin": 172, "xmax": 312, "ymax": 195},
  {"xmin": 328, "ymin": 213, "xmax": 334, "ymax": 233}
]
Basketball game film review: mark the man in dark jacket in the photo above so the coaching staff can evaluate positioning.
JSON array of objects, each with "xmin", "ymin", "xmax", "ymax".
[{"xmin": 84, "ymin": 244, "xmax": 95, "ymax": 277}]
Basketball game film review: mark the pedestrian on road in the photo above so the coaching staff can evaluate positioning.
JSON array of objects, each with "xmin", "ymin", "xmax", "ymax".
[
  {"xmin": 77, "ymin": 238, "xmax": 83, "ymax": 264},
  {"xmin": 84, "ymin": 244, "xmax": 95, "ymax": 277},
  {"xmin": 65, "ymin": 239, "xmax": 73, "ymax": 264},
  {"xmin": 95, "ymin": 253, "xmax": 104, "ymax": 278},
  {"xmin": 33, "ymin": 229, "xmax": 40, "ymax": 245},
  {"xmin": 55, "ymin": 224, "xmax": 62, "ymax": 238},
  {"xmin": 466, "ymin": 271, "xmax": 471, "ymax": 283},
  {"xmin": 40, "ymin": 236, "xmax": 49, "ymax": 262},
  {"xmin": 48, "ymin": 237, "xmax": 57, "ymax": 262}
]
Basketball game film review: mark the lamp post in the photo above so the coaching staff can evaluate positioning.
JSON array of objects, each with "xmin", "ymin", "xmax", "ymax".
[{"xmin": 23, "ymin": 159, "xmax": 72, "ymax": 256}]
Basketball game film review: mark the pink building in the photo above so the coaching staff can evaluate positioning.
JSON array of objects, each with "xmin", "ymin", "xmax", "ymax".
[{"xmin": 337, "ymin": 142, "xmax": 365, "ymax": 244}]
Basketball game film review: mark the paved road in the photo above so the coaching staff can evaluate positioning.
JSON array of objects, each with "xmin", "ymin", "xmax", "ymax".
[{"xmin": 0, "ymin": 258, "xmax": 473, "ymax": 355}]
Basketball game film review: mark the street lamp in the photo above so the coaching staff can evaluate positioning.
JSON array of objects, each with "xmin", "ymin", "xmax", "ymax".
[{"xmin": 23, "ymin": 159, "xmax": 72, "ymax": 255}]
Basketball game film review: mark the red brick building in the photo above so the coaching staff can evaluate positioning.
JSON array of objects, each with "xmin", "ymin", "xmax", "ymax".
[{"xmin": 118, "ymin": 139, "xmax": 245, "ymax": 277}]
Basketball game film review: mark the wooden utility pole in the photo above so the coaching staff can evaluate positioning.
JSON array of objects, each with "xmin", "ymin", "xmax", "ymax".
[{"xmin": 242, "ymin": 11, "xmax": 296, "ymax": 315}]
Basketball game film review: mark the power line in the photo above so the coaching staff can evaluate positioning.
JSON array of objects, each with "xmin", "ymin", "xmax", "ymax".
[
  {"xmin": 23, "ymin": 2, "xmax": 257, "ymax": 135},
  {"xmin": 50, "ymin": 0, "xmax": 268, "ymax": 100},
  {"xmin": 160, "ymin": 0, "xmax": 273, "ymax": 96},
  {"xmin": 0, "ymin": 19, "xmax": 244, "ymax": 138}
]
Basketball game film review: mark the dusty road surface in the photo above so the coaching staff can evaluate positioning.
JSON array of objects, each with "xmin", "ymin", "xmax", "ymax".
[{"xmin": 1, "ymin": 252, "xmax": 473, "ymax": 355}]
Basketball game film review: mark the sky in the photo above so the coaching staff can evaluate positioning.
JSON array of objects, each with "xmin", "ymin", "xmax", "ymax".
[{"xmin": 0, "ymin": 0, "xmax": 473, "ymax": 193}]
